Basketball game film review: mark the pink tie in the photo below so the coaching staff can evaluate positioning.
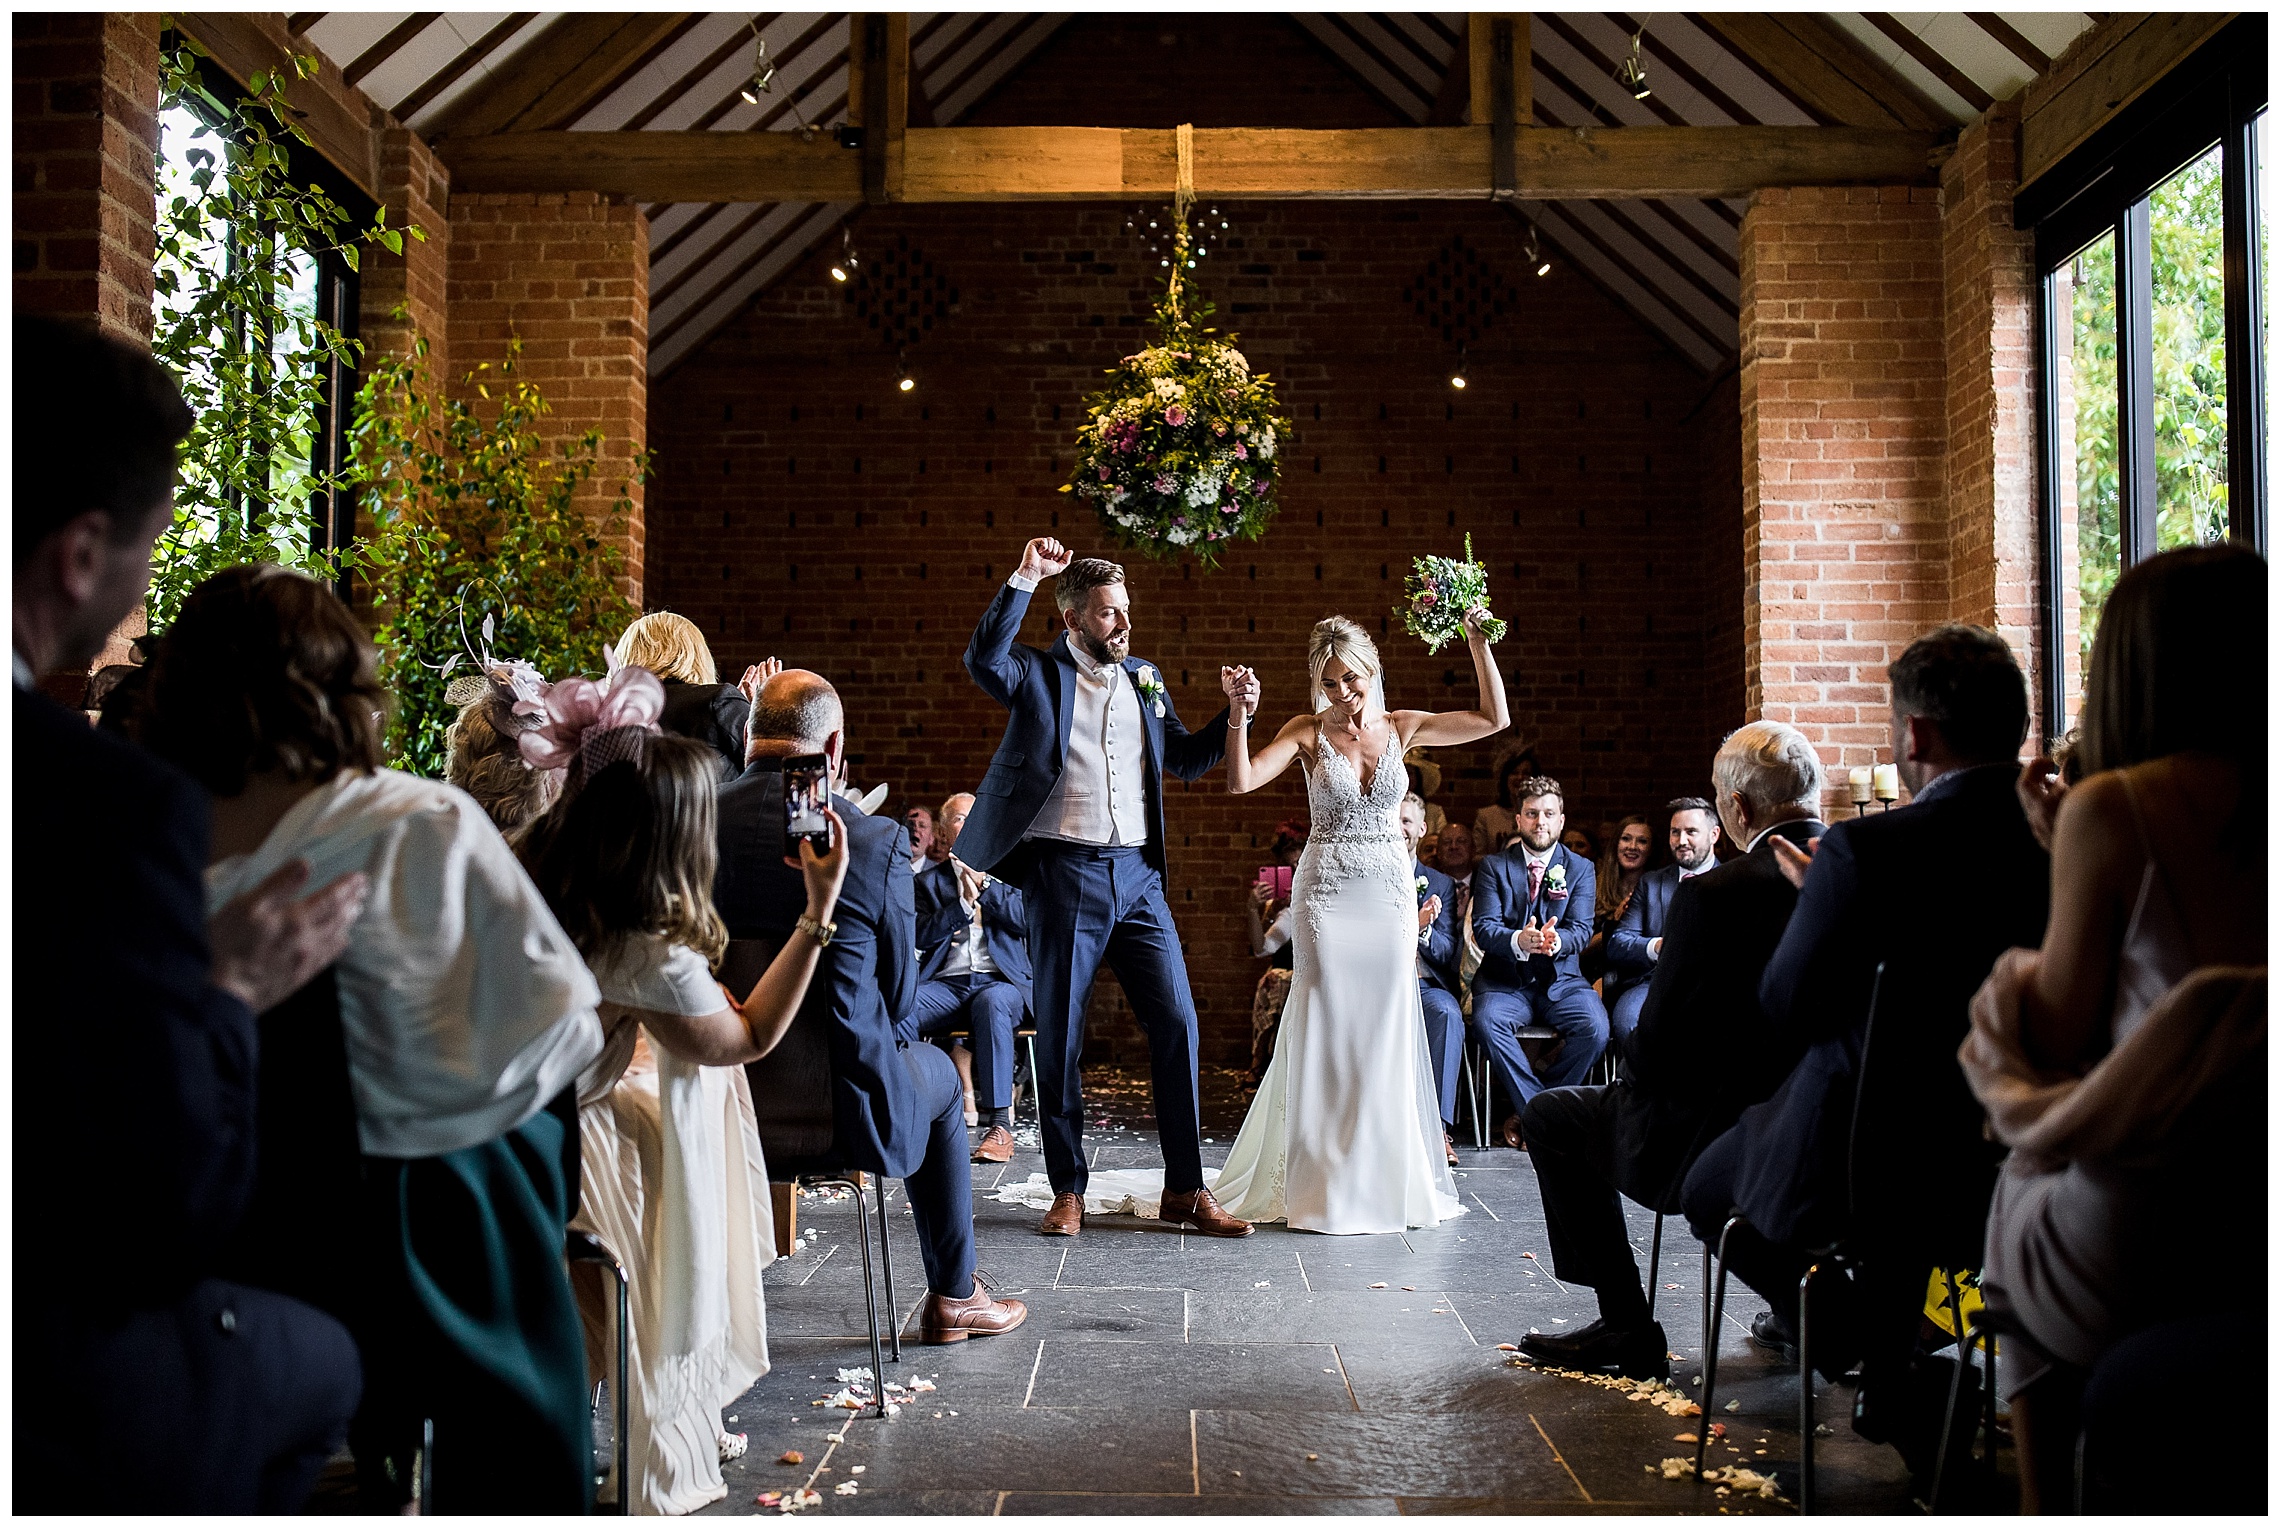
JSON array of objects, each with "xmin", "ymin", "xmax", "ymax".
[{"xmin": 1527, "ymin": 861, "xmax": 1545, "ymax": 903}]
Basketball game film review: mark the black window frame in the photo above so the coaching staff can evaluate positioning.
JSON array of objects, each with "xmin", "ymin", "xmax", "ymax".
[
  {"xmin": 157, "ymin": 42, "xmax": 371, "ymax": 598},
  {"xmin": 2022, "ymin": 14, "xmax": 2267, "ymax": 743}
]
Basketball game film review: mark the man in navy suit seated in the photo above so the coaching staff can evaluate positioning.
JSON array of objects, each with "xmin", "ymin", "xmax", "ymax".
[
  {"xmin": 15, "ymin": 318, "xmax": 368, "ymax": 1512},
  {"xmin": 1402, "ymin": 791, "xmax": 1465, "ymax": 1165},
  {"xmin": 1602, "ymin": 797, "xmax": 1724, "ymax": 1043},
  {"xmin": 713, "ymin": 672, "xmax": 1026, "ymax": 1342},
  {"xmin": 913, "ymin": 791, "xmax": 1031, "ymax": 1165},
  {"xmin": 1469, "ymin": 775, "xmax": 1610, "ymax": 1148}
]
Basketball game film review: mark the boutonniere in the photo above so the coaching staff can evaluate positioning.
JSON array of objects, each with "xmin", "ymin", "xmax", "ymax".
[
  {"xmin": 1133, "ymin": 664, "xmax": 1167, "ymax": 718},
  {"xmin": 1545, "ymin": 862, "xmax": 1569, "ymax": 900},
  {"xmin": 1414, "ymin": 875, "xmax": 1430, "ymax": 897}
]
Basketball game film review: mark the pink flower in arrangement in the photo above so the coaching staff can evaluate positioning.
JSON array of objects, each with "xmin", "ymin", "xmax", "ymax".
[
  {"xmin": 1098, "ymin": 466, "xmax": 1113, "ymax": 481},
  {"xmin": 1254, "ymin": 477, "xmax": 1270, "ymax": 492},
  {"xmin": 1221, "ymin": 503, "xmax": 1241, "ymax": 515},
  {"xmin": 1153, "ymin": 474, "xmax": 1176, "ymax": 493},
  {"xmin": 1233, "ymin": 442, "xmax": 1249, "ymax": 459},
  {"xmin": 1213, "ymin": 422, "xmax": 1228, "ymax": 436},
  {"xmin": 1164, "ymin": 405, "xmax": 1188, "ymax": 427},
  {"xmin": 1416, "ymin": 590, "xmax": 1438, "ymax": 608},
  {"xmin": 1173, "ymin": 515, "xmax": 1190, "ymax": 528}
]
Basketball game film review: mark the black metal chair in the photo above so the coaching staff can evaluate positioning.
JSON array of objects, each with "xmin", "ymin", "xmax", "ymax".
[
  {"xmin": 565, "ymin": 1228, "xmax": 633, "ymax": 1513},
  {"xmin": 1696, "ymin": 961, "xmax": 2001, "ymax": 1513},
  {"xmin": 728, "ymin": 938, "xmax": 903, "ymax": 1414}
]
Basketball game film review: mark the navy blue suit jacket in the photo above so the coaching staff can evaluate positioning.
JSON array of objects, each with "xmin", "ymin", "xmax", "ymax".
[
  {"xmin": 958, "ymin": 580, "xmax": 1229, "ymax": 879},
  {"xmin": 1472, "ymin": 842, "xmax": 1597, "ymax": 991},
  {"xmin": 1728, "ymin": 765, "xmax": 2049, "ymax": 1248},
  {"xmin": 17, "ymin": 684, "xmax": 260, "ymax": 1313},
  {"xmin": 1606, "ymin": 863, "xmax": 1686, "ymax": 985},
  {"xmin": 712, "ymin": 761, "xmax": 925, "ymax": 1177},
  {"xmin": 1414, "ymin": 861, "xmax": 1460, "ymax": 994},
  {"xmin": 914, "ymin": 859, "xmax": 1033, "ymax": 999}
]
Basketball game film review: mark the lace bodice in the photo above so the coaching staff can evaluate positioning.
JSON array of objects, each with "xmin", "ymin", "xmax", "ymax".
[{"xmin": 1294, "ymin": 724, "xmax": 1411, "ymax": 944}]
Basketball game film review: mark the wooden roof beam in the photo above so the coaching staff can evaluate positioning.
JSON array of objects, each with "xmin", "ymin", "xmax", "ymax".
[
  {"xmin": 1695, "ymin": 12, "xmax": 1949, "ymax": 130},
  {"xmin": 427, "ymin": 12, "xmax": 695, "ymax": 139},
  {"xmin": 437, "ymin": 123, "xmax": 1942, "ymax": 204}
]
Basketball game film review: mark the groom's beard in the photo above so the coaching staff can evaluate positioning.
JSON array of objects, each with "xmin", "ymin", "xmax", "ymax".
[{"xmin": 1076, "ymin": 629, "xmax": 1129, "ymax": 664}]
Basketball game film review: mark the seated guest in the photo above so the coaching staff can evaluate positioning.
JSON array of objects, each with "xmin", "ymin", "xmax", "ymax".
[
  {"xmin": 1242, "ymin": 819, "xmax": 1308, "ymax": 1079},
  {"xmin": 614, "ymin": 611, "xmax": 757, "ymax": 781},
  {"xmin": 1682, "ymin": 625, "xmax": 2049, "ymax": 1473},
  {"xmin": 904, "ymin": 803, "xmax": 936, "ymax": 872},
  {"xmin": 1403, "ymin": 747, "xmax": 1447, "ymax": 834},
  {"xmin": 147, "ymin": 564, "xmax": 606, "ymax": 1512},
  {"xmin": 1601, "ymin": 799, "xmax": 1723, "ymax": 1042},
  {"xmin": 14, "ymin": 319, "xmax": 365, "ymax": 1514},
  {"xmin": 1516, "ymin": 726, "xmax": 1824, "ymax": 1380},
  {"xmin": 1962, "ymin": 545, "xmax": 2265, "ymax": 1512},
  {"xmin": 913, "ymin": 791, "xmax": 1032, "ymax": 1164},
  {"xmin": 1403, "ymin": 792, "xmax": 1464, "ymax": 1165},
  {"xmin": 519, "ymin": 702, "xmax": 854, "ymax": 1514},
  {"xmin": 1561, "ymin": 824, "xmax": 1599, "ymax": 861},
  {"xmin": 1471, "ymin": 776, "xmax": 1610, "ymax": 1147},
  {"xmin": 713, "ymin": 671, "xmax": 1027, "ymax": 1342},
  {"xmin": 444, "ymin": 660, "xmax": 559, "ymax": 832},
  {"xmin": 1432, "ymin": 819, "xmax": 1485, "ymax": 1003},
  {"xmin": 1580, "ymin": 813, "xmax": 1651, "ymax": 990},
  {"xmin": 1472, "ymin": 743, "xmax": 1540, "ymax": 854}
]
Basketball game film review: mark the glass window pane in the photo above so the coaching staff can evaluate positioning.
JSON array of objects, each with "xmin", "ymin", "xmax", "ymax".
[
  {"xmin": 2059, "ymin": 232, "xmax": 2121, "ymax": 730},
  {"xmin": 2149, "ymin": 145, "xmax": 2229, "ymax": 549}
]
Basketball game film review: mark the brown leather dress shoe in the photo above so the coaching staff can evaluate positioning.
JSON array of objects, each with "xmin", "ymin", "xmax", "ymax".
[
  {"xmin": 1039, "ymin": 1191, "xmax": 1084, "ymax": 1237},
  {"xmin": 918, "ymin": 1275, "xmax": 1028, "ymax": 1344},
  {"xmin": 1444, "ymin": 1131, "xmax": 1460, "ymax": 1167},
  {"xmin": 1501, "ymin": 1113, "xmax": 1527, "ymax": 1151},
  {"xmin": 971, "ymin": 1124, "xmax": 1014, "ymax": 1164},
  {"xmin": 1160, "ymin": 1186, "xmax": 1253, "ymax": 1237}
]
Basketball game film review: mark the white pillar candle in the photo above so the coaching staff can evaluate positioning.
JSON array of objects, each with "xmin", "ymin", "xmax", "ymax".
[
  {"xmin": 1848, "ymin": 766, "xmax": 1873, "ymax": 804},
  {"xmin": 1872, "ymin": 763, "xmax": 1900, "ymax": 801}
]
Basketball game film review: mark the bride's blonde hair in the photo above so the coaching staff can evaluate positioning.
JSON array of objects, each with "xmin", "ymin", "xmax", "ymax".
[{"xmin": 1308, "ymin": 616, "xmax": 1383, "ymax": 711}]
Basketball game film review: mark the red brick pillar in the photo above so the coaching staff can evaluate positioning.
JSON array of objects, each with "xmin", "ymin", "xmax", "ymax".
[
  {"xmin": 1739, "ymin": 186, "xmax": 1949, "ymax": 812},
  {"xmin": 1941, "ymin": 101, "xmax": 2046, "ymax": 749},
  {"xmin": 12, "ymin": 13, "xmax": 161, "ymax": 342},
  {"xmin": 364, "ymin": 126, "xmax": 451, "ymax": 376},
  {"xmin": 447, "ymin": 192, "xmax": 650, "ymax": 601}
]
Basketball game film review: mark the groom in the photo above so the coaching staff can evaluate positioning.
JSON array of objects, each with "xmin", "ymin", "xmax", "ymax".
[{"xmin": 961, "ymin": 538, "xmax": 1254, "ymax": 1238}]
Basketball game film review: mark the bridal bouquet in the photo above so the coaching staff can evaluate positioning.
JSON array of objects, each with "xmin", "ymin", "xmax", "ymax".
[
  {"xmin": 1061, "ymin": 201, "xmax": 1290, "ymax": 566},
  {"xmin": 1398, "ymin": 534, "xmax": 1508, "ymax": 652}
]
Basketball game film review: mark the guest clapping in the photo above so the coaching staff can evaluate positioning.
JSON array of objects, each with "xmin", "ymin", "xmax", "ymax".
[
  {"xmin": 712, "ymin": 671, "xmax": 1027, "ymax": 1341},
  {"xmin": 518, "ymin": 702, "xmax": 851, "ymax": 1514},
  {"xmin": 1600, "ymin": 802, "xmax": 1722, "ymax": 1042},
  {"xmin": 614, "ymin": 611, "xmax": 754, "ymax": 781},
  {"xmin": 14, "ymin": 320, "xmax": 366, "ymax": 1515},
  {"xmin": 146, "ymin": 564, "xmax": 606, "ymax": 1512},
  {"xmin": 914, "ymin": 792, "xmax": 1033, "ymax": 1164},
  {"xmin": 1404, "ymin": 792, "xmax": 1466, "ymax": 1164}
]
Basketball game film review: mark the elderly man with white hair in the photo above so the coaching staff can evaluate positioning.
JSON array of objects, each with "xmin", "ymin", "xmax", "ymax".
[{"xmin": 1514, "ymin": 720, "xmax": 1826, "ymax": 1382}]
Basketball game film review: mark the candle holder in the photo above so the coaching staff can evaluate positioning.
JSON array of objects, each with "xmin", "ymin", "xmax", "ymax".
[
  {"xmin": 1847, "ymin": 767, "xmax": 1874, "ymax": 818},
  {"xmin": 1871, "ymin": 763, "xmax": 1901, "ymax": 811}
]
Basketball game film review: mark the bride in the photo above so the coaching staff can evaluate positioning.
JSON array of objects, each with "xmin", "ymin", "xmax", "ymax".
[{"xmin": 1211, "ymin": 609, "xmax": 1509, "ymax": 1233}]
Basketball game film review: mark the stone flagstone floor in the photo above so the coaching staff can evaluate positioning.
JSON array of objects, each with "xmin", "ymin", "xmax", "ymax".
[{"xmin": 696, "ymin": 1066, "xmax": 1984, "ymax": 1516}]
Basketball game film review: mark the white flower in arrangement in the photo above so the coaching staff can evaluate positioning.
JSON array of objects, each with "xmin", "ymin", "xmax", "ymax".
[
  {"xmin": 1255, "ymin": 428, "xmax": 1278, "ymax": 460},
  {"xmin": 1183, "ymin": 475, "xmax": 1220, "ymax": 508},
  {"xmin": 1152, "ymin": 377, "xmax": 1184, "ymax": 402}
]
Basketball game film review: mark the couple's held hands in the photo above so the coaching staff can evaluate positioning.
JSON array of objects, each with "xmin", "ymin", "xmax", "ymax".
[
  {"xmin": 784, "ymin": 804, "xmax": 853, "ymax": 922},
  {"xmin": 210, "ymin": 859, "xmax": 370, "ymax": 1014},
  {"xmin": 1018, "ymin": 537, "xmax": 1072, "ymax": 582},
  {"xmin": 1219, "ymin": 665, "xmax": 1261, "ymax": 721}
]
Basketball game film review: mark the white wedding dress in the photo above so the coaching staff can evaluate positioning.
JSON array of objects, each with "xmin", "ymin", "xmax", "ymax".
[
  {"xmin": 984, "ymin": 722, "xmax": 1463, "ymax": 1234},
  {"xmin": 1211, "ymin": 725, "xmax": 1466, "ymax": 1233}
]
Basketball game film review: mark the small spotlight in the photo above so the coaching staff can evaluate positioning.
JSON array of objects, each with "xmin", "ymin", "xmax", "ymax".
[
  {"xmin": 1536, "ymin": 258, "xmax": 1552, "ymax": 277},
  {"xmin": 830, "ymin": 229, "xmax": 858, "ymax": 283},
  {"xmin": 1523, "ymin": 224, "xmax": 1550, "ymax": 278},
  {"xmin": 830, "ymin": 264, "xmax": 848, "ymax": 282},
  {"xmin": 898, "ymin": 375, "xmax": 915, "ymax": 393},
  {"xmin": 740, "ymin": 28, "xmax": 776, "ymax": 105},
  {"xmin": 1450, "ymin": 373, "xmax": 1467, "ymax": 390},
  {"xmin": 1450, "ymin": 346, "xmax": 1468, "ymax": 390},
  {"xmin": 1616, "ymin": 29, "xmax": 1651, "ymax": 103}
]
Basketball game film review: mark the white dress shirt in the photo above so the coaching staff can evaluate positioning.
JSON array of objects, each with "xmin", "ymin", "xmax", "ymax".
[
  {"xmin": 937, "ymin": 877, "xmax": 1001, "ymax": 978},
  {"xmin": 1008, "ymin": 576, "xmax": 1148, "ymax": 848}
]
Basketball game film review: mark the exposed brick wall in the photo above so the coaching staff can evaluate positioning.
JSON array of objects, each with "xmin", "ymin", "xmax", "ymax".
[
  {"xmin": 1694, "ymin": 367, "xmax": 1748, "ymax": 742},
  {"xmin": 1741, "ymin": 186, "xmax": 1951, "ymax": 812},
  {"xmin": 447, "ymin": 192, "xmax": 650, "ymax": 596},
  {"xmin": 13, "ymin": 12, "xmax": 161, "ymax": 342},
  {"xmin": 364, "ymin": 126, "xmax": 451, "ymax": 375},
  {"xmin": 647, "ymin": 193, "xmax": 1741, "ymax": 1064},
  {"xmin": 1941, "ymin": 101, "xmax": 2044, "ymax": 750}
]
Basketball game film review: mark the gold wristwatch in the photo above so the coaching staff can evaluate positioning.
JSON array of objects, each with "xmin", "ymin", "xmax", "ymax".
[{"xmin": 796, "ymin": 913, "xmax": 838, "ymax": 947}]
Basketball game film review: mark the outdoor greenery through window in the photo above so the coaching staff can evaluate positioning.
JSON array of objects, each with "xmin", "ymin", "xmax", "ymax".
[
  {"xmin": 2063, "ymin": 231, "xmax": 2120, "ymax": 723},
  {"xmin": 2147, "ymin": 146, "xmax": 2231, "ymax": 552}
]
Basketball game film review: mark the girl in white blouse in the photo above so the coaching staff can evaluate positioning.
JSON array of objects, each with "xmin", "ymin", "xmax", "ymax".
[{"xmin": 517, "ymin": 722, "xmax": 849, "ymax": 1516}]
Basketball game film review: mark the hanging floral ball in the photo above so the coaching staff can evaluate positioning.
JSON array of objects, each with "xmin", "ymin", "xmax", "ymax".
[{"xmin": 1061, "ymin": 334, "xmax": 1291, "ymax": 565}]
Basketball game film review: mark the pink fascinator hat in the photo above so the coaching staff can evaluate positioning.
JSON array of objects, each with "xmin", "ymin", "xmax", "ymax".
[{"xmin": 520, "ymin": 660, "xmax": 666, "ymax": 785}]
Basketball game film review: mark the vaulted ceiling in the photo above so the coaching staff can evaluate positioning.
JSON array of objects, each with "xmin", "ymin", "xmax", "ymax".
[{"xmin": 288, "ymin": 11, "xmax": 2096, "ymax": 375}]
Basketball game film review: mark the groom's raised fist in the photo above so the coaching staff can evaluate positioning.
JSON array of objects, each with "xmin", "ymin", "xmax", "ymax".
[{"xmin": 1018, "ymin": 537, "xmax": 1072, "ymax": 581}]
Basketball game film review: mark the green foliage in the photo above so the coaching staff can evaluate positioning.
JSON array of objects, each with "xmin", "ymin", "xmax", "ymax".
[
  {"xmin": 2069, "ymin": 149, "xmax": 2247, "ymax": 671},
  {"xmin": 147, "ymin": 34, "xmax": 415, "ymax": 630},
  {"xmin": 1062, "ymin": 200, "xmax": 1292, "ymax": 566},
  {"xmin": 354, "ymin": 333, "xmax": 646, "ymax": 777}
]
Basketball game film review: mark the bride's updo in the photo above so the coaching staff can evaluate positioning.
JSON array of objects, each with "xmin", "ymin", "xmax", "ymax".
[{"xmin": 1308, "ymin": 616, "xmax": 1383, "ymax": 710}]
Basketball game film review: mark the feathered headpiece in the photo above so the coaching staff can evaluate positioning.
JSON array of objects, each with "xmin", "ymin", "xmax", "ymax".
[
  {"xmin": 445, "ymin": 657, "xmax": 551, "ymax": 742},
  {"xmin": 520, "ymin": 653, "xmax": 667, "ymax": 785}
]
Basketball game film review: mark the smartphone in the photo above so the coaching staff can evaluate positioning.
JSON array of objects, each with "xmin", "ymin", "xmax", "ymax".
[
  {"xmin": 1254, "ymin": 865, "xmax": 1293, "ymax": 901},
  {"xmin": 782, "ymin": 753, "xmax": 833, "ymax": 852}
]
